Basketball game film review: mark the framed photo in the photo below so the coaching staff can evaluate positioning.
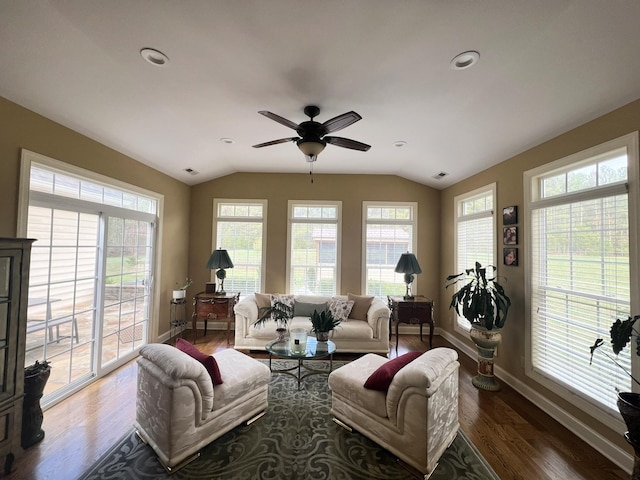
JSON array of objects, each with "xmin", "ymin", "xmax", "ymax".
[
  {"xmin": 503, "ymin": 247, "xmax": 518, "ymax": 266},
  {"xmin": 503, "ymin": 206, "xmax": 517, "ymax": 225},
  {"xmin": 503, "ymin": 226, "xmax": 517, "ymax": 245}
]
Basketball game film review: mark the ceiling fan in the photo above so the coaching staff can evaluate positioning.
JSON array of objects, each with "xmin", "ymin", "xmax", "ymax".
[{"xmin": 252, "ymin": 105, "xmax": 371, "ymax": 162}]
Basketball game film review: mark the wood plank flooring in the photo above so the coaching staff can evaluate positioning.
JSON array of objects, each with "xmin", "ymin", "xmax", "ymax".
[{"xmin": 5, "ymin": 331, "xmax": 629, "ymax": 480}]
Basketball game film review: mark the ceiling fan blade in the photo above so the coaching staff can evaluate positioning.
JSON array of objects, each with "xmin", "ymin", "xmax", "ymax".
[
  {"xmin": 252, "ymin": 137, "xmax": 299, "ymax": 148},
  {"xmin": 258, "ymin": 111, "xmax": 300, "ymax": 130},
  {"xmin": 322, "ymin": 111, "xmax": 362, "ymax": 134},
  {"xmin": 324, "ymin": 136, "xmax": 371, "ymax": 151}
]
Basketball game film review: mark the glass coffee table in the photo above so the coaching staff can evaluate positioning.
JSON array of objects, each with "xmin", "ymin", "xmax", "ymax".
[{"xmin": 265, "ymin": 336, "xmax": 336, "ymax": 389}]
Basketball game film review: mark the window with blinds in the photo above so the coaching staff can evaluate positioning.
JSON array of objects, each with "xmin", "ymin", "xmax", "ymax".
[
  {"xmin": 454, "ymin": 185, "xmax": 496, "ymax": 331},
  {"xmin": 213, "ymin": 200, "xmax": 267, "ymax": 293},
  {"xmin": 288, "ymin": 201, "xmax": 341, "ymax": 295},
  {"xmin": 526, "ymin": 133, "xmax": 638, "ymax": 417}
]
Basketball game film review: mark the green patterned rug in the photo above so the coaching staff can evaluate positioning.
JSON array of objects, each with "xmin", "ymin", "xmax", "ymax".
[{"xmin": 79, "ymin": 360, "xmax": 499, "ymax": 480}]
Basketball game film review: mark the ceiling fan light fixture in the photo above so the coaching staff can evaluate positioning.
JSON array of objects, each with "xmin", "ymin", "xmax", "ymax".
[{"xmin": 297, "ymin": 138, "xmax": 326, "ymax": 157}]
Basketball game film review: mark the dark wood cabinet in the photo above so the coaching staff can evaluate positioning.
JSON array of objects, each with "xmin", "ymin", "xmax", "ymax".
[
  {"xmin": 0, "ymin": 238, "xmax": 34, "ymax": 474},
  {"xmin": 388, "ymin": 295, "xmax": 434, "ymax": 351},
  {"xmin": 192, "ymin": 292, "xmax": 239, "ymax": 346}
]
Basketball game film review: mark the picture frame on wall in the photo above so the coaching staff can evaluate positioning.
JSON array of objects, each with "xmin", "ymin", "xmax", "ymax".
[
  {"xmin": 503, "ymin": 206, "xmax": 517, "ymax": 225},
  {"xmin": 503, "ymin": 247, "xmax": 518, "ymax": 266},
  {"xmin": 503, "ymin": 226, "xmax": 517, "ymax": 245}
]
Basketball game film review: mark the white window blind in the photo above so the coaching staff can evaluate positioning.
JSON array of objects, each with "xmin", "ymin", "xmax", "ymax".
[
  {"xmin": 288, "ymin": 202, "xmax": 340, "ymax": 296},
  {"xmin": 214, "ymin": 200, "xmax": 266, "ymax": 294},
  {"xmin": 528, "ymin": 142, "xmax": 635, "ymax": 414},
  {"xmin": 454, "ymin": 186, "xmax": 495, "ymax": 330}
]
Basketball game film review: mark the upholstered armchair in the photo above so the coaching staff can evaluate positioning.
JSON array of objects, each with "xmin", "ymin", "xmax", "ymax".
[
  {"xmin": 134, "ymin": 343, "xmax": 271, "ymax": 471},
  {"xmin": 328, "ymin": 347, "xmax": 460, "ymax": 477}
]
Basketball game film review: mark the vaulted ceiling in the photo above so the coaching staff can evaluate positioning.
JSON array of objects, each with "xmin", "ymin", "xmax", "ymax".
[{"xmin": 2, "ymin": 1, "xmax": 640, "ymax": 189}]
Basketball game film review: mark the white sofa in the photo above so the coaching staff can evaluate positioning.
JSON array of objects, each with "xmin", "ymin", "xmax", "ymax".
[
  {"xmin": 134, "ymin": 343, "xmax": 270, "ymax": 471},
  {"xmin": 328, "ymin": 348, "xmax": 460, "ymax": 477},
  {"xmin": 233, "ymin": 294, "xmax": 390, "ymax": 354}
]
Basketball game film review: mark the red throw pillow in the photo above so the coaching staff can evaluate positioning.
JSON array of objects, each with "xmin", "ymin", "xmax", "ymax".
[
  {"xmin": 175, "ymin": 338, "xmax": 223, "ymax": 385},
  {"xmin": 364, "ymin": 351, "xmax": 423, "ymax": 391}
]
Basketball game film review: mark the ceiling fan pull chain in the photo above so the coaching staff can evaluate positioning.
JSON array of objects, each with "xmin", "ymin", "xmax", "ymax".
[{"xmin": 310, "ymin": 161, "xmax": 314, "ymax": 183}]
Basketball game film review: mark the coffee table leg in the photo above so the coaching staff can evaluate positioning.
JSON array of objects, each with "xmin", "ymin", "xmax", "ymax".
[{"xmin": 297, "ymin": 359, "xmax": 302, "ymax": 390}]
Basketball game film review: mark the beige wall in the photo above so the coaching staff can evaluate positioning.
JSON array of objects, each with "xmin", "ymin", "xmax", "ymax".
[
  {"xmin": 189, "ymin": 173, "xmax": 440, "ymax": 298},
  {"xmin": 439, "ymin": 98, "xmax": 640, "ymax": 450},
  {"xmin": 0, "ymin": 97, "xmax": 192, "ymax": 336}
]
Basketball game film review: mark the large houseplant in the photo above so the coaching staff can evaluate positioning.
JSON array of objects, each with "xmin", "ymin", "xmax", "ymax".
[
  {"xmin": 310, "ymin": 310, "xmax": 341, "ymax": 341},
  {"xmin": 446, "ymin": 262, "xmax": 511, "ymax": 391},
  {"xmin": 254, "ymin": 300, "xmax": 294, "ymax": 341}
]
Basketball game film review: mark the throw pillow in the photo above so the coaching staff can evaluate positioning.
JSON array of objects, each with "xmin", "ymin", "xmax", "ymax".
[
  {"xmin": 175, "ymin": 338, "xmax": 223, "ymax": 385},
  {"xmin": 270, "ymin": 293, "xmax": 295, "ymax": 309},
  {"xmin": 363, "ymin": 351, "xmax": 423, "ymax": 391},
  {"xmin": 328, "ymin": 298, "xmax": 355, "ymax": 321},
  {"xmin": 254, "ymin": 292, "xmax": 271, "ymax": 310},
  {"xmin": 347, "ymin": 293, "xmax": 374, "ymax": 320},
  {"xmin": 293, "ymin": 300, "xmax": 328, "ymax": 317}
]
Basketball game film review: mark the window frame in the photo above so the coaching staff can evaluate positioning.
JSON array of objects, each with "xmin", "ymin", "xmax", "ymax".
[{"xmin": 453, "ymin": 183, "xmax": 497, "ymax": 334}]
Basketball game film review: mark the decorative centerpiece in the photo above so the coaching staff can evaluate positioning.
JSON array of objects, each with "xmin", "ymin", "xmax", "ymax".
[
  {"xmin": 254, "ymin": 300, "xmax": 294, "ymax": 342},
  {"xmin": 446, "ymin": 262, "xmax": 511, "ymax": 391},
  {"xmin": 310, "ymin": 309, "xmax": 341, "ymax": 342},
  {"xmin": 22, "ymin": 360, "xmax": 51, "ymax": 448}
]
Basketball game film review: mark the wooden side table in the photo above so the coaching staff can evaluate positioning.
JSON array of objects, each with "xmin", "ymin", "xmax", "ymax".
[
  {"xmin": 388, "ymin": 295, "xmax": 434, "ymax": 351},
  {"xmin": 192, "ymin": 292, "xmax": 239, "ymax": 345}
]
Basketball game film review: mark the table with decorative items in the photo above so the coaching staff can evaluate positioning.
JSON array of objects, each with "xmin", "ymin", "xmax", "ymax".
[
  {"xmin": 192, "ymin": 291, "xmax": 240, "ymax": 345},
  {"xmin": 265, "ymin": 336, "xmax": 336, "ymax": 390},
  {"xmin": 388, "ymin": 295, "xmax": 434, "ymax": 351}
]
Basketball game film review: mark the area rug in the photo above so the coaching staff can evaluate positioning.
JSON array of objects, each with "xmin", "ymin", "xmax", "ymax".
[{"xmin": 79, "ymin": 360, "xmax": 499, "ymax": 480}]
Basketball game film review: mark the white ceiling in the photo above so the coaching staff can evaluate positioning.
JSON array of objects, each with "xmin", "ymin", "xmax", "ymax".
[{"xmin": 2, "ymin": 1, "xmax": 640, "ymax": 189}]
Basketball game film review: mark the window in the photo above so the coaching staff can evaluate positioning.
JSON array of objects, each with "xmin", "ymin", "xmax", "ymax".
[
  {"xmin": 287, "ymin": 201, "xmax": 341, "ymax": 295},
  {"xmin": 363, "ymin": 202, "xmax": 416, "ymax": 297},
  {"xmin": 525, "ymin": 132, "xmax": 639, "ymax": 420},
  {"xmin": 454, "ymin": 185, "xmax": 496, "ymax": 331},
  {"xmin": 213, "ymin": 200, "xmax": 267, "ymax": 293}
]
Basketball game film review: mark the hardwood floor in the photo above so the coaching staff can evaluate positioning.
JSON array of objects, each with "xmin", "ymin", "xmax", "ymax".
[{"xmin": 6, "ymin": 331, "xmax": 629, "ymax": 480}]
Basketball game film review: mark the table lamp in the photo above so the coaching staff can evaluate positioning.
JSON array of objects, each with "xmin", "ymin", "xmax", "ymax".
[
  {"xmin": 206, "ymin": 248, "xmax": 234, "ymax": 294},
  {"xmin": 395, "ymin": 252, "xmax": 422, "ymax": 299}
]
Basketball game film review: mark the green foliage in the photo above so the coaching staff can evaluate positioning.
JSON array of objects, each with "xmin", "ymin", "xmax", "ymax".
[
  {"xmin": 176, "ymin": 278, "xmax": 192, "ymax": 290},
  {"xmin": 445, "ymin": 262, "xmax": 511, "ymax": 330},
  {"xmin": 590, "ymin": 315, "xmax": 640, "ymax": 387},
  {"xmin": 254, "ymin": 300, "xmax": 293, "ymax": 328},
  {"xmin": 310, "ymin": 310, "xmax": 341, "ymax": 333}
]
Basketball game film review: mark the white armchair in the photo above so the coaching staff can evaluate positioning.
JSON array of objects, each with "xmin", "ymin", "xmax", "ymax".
[{"xmin": 328, "ymin": 348, "xmax": 459, "ymax": 477}]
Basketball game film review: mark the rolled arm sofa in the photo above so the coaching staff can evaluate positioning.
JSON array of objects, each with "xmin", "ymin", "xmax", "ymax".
[
  {"xmin": 233, "ymin": 293, "xmax": 390, "ymax": 354},
  {"xmin": 134, "ymin": 343, "xmax": 271, "ymax": 471},
  {"xmin": 328, "ymin": 347, "xmax": 460, "ymax": 477}
]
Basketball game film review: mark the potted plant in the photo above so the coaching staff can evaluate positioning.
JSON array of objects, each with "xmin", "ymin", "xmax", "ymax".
[
  {"xmin": 446, "ymin": 261, "xmax": 511, "ymax": 391},
  {"xmin": 590, "ymin": 314, "xmax": 640, "ymax": 449},
  {"xmin": 310, "ymin": 309, "xmax": 341, "ymax": 341},
  {"xmin": 172, "ymin": 278, "xmax": 192, "ymax": 300},
  {"xmin": 254, "ymin": 300, "xmax": 294, "ymax": 341},
  {"xmin": 22, "ymin": 360, "xmax": 51, "ymax": 448}
]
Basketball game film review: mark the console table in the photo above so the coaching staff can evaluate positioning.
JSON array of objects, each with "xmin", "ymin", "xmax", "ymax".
[
  {"xmin": 388, "ymin": 295, "xmax": 434, "ymax": 351},
  {"xmin": 192, "ymin": 291, "xmax": 239, "ymax": 345}
]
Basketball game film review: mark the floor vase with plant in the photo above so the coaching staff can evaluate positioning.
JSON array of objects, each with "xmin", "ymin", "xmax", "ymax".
[{"xmin": 446, "ymin": 262, "xmax": 511, "ymax": 391}]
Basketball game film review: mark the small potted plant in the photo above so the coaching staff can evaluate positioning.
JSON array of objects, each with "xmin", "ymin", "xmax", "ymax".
[
  {"xmin": 254, "ymin": 300, "xmax": 293, "ymax": 341},
  {"xmin": 310, "ymin": 309, "xmax": 341, "ymax": 341},
  {"xmin": 172, "ymin": 278, "xmax": 192, "ymax": 300},
  {"xmin": 446, "ymin": 262, "xmax": 511, "ymax": 391}
]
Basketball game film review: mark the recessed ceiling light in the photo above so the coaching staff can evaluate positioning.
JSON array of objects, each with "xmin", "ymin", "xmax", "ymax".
[
  {"xmin": 450, "ymin": 51, "xmax": 480, "ymax": 70},
  {"xmin": 220, "ymin": 138, "xmax": 235, "ymax": 144},
  {"xmin": 393, "ymin": 141, "xmax": 407, "ymax": 148},
  {"xmin": 140, "ymin": 48, "xmax": 169, "ymax": 66}
]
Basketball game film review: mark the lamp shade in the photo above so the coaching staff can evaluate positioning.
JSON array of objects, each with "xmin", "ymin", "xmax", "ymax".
[
  {"xmin": 297, "ymin": 138, "xmax": 326, "ymax": 157},
  {"xmin": 206, "ymin": 248, "xmax": 234, "ymax": 270},
  {"xmin": 394, "ymin": 253, "xmax": 422, "ymax": 275}
]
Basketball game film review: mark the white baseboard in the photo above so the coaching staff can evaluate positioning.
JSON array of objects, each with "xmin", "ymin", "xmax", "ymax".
[{"xmin": 437, "ymin": 329, "xmax": 634, "ymax": 474}]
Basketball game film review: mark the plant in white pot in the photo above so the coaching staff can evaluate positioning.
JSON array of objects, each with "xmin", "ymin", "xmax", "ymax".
[
  {"xmin": 590, "ymin": 314, "xmax": 640, "ymax": 458},
  {"xmin": 172, "ymin": 278, "xmax": 192, "ymax": 300},
  {"xmin": 446, "ymin": 262, "xmax": 511, "ymax": 391}
]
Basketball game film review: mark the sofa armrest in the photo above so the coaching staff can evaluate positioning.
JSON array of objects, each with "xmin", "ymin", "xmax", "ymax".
[
  {"xmin": 234, "ymin": 294, "xmax": 258, "ymax": 320},
  {"xmin": 367, "ymin": 296, "xmax": 390, "ymax": 338}
]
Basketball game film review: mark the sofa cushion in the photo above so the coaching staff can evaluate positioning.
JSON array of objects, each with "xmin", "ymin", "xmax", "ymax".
[
  {"xmin": 254, "ymin": 292, "xmax": 271, "ymax": 310},
  {"xmin": 328, "ymin": 298, "xmax": 355, "ymax": 321},
  {"xmin": 176, "ymin": 338, "xmax": 224, "ymax": 385},
  {"xmin": 348, "ymin": 293, "xmax": 374, "ymax": 320},
  {"xmin": 293, "ymin": 300, "xmax": 328, "ymax": 317},
  {"xmin": 364, "ymin": 351, "xmax": 423, "ymax": 391}
]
